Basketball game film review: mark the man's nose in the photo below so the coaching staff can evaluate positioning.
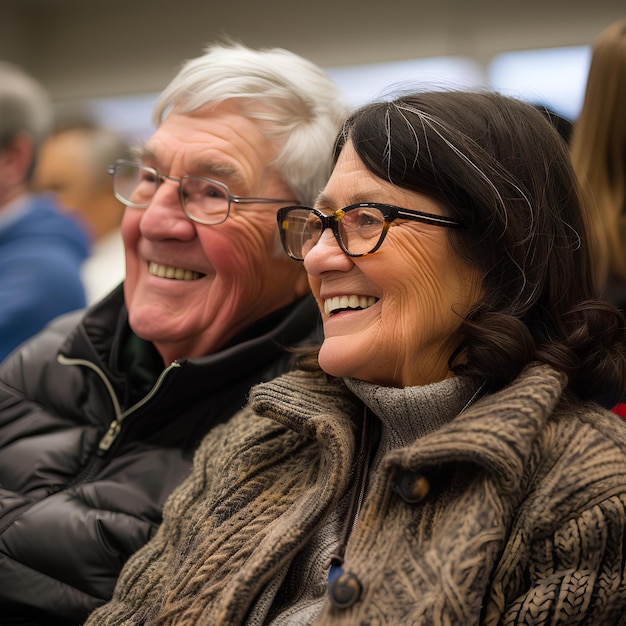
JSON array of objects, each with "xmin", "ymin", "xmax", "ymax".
[{"xmin": 138, "ymin": 179, "xmax": 196, "ymax": 240}]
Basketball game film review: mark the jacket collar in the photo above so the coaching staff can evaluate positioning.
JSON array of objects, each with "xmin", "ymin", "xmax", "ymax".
[
  {"xmin": 396, "ymin": 363, "xmax": 567, "ymax": 494},
  {"xmin": 59, "ymin": 286, "xmax": 322, "ymax": 407}
]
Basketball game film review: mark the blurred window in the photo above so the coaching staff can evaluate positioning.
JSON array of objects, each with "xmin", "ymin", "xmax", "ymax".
[
  {"xmin": 75, "ymin": 46, "xmax": 591, "ymax": 141},
  {"xmin": 488, "ymin": 45, "xmax": 591, "ymax": 121},
  {"xmin": 325, "ymin": 56, "xmax": 486, "ymax": 109}
]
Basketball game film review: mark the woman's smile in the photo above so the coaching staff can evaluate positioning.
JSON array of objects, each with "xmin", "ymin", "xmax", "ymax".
[{"xmin": 323, "ymin": 294, "xmax": 379, "ymax": 315}]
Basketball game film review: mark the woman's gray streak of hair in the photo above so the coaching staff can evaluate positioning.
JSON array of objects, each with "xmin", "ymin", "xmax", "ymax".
[
  {"xmin": 392, "ymin": 100, "xmax": 550, "ymax": 313},
  {"xmin": 395, "ymin": 101, "xmax": 521, "ymax": 222},
  {"xmin": 382, "ymin": 107, "xmax": 394, "ymax": 181}
]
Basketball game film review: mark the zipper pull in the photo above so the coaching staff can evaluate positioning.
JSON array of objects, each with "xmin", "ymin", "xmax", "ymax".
[{"xmin": 99, "ymin": 420, "xmax": 121, "ymax": 451}]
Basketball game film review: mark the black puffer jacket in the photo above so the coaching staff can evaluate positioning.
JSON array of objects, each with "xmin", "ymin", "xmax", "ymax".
[{"xmin": 0, "ymin": 286, "xmax": 320, "ymax": 626}]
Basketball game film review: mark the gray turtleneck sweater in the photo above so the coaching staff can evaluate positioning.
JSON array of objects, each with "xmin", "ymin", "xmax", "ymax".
[{"xmin": 263, "ymin": 375, "xmax": 484, "ymax": 625}]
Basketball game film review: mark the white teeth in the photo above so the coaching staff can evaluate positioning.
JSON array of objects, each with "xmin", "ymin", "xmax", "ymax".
[
  {"xmin": 324, "ymin": 295, "xmax": 378, "ymax": 315},
  {"xmin": 149, "ymin": 262, "xmax": 202, "ymax": 281}
]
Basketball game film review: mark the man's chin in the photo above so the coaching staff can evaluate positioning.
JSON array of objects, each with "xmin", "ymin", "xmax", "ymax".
[{"xmin": 127, "ymin": 304, "xmax": 181, "ymax": 344}]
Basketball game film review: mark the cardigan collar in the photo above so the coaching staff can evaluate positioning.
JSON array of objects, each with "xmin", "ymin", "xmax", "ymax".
[{"xmin": 250, "ymin": 362, "xmax": 567, "ymax": 497}]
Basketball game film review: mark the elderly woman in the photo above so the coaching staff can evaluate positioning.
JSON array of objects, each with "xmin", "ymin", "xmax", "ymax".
[{"xmin": 87, "ymin": 92, "xmax": 626, "ymax": 626}]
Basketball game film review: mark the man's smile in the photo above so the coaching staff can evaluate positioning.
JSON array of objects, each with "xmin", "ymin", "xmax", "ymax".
[{"xmin": 148, "ymin": 261, "xmax": 205, "ymax": 281}]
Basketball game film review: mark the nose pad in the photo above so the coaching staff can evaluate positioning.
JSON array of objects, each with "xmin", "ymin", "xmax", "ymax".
[
  {"xmin": 310, "ymin": 227, "xmax": 342, "ymax": 254},
  {"xmin": 326, "ymin": 226, "xmax": 348, "ymax": 248}
]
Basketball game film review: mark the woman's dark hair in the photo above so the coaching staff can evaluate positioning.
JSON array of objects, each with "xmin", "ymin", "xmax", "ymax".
[{"xmin": 335, "ymin": 91, "xmax": 626, "ymax": 403}]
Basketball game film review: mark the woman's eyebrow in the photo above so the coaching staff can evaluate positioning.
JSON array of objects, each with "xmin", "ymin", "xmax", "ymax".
[{"xmin": 314, "ymin": 190, "xmax": 385, "ymax": 209}]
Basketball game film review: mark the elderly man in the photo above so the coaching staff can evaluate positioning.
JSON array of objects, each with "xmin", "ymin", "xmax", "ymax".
[{"xmin": 0, "ymin": 42, "xmax": 346, "ymax": 625}]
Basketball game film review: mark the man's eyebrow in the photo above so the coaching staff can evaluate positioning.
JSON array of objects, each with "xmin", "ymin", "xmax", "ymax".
[
  {"xmin": 132, "ymin": 147, "xmax": 245, "ymax": 186},
  {"xmin": 133, "ymin": 146, "xmax": 157, "ymax": 163},
  {"xmin": 131, "ymin": 146, "xmax": 160, "ymax": 169},
  {"xmin": 189, "ymin": 158, "xmax": 244, "ymax": 186}
]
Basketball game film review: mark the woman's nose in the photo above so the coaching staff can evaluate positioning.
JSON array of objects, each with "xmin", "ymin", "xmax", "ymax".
[{"xmin": 303, "ymin": 227, "xmax": 353, "ymax": 274}]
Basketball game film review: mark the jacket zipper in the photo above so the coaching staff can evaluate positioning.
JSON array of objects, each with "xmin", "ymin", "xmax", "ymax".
[{"xmin": 57, "ymin": 354, "xmax": 182, "ymax": 452}]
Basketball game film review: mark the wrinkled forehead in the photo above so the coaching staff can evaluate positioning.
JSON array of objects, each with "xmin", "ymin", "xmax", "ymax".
[
  {"xmin": 135, "ymin": 104, "xmax": 280, "ymax": 191},
  {"xmin": 136, "ymin": 144, "xmax": 246, "ymax": 187}
]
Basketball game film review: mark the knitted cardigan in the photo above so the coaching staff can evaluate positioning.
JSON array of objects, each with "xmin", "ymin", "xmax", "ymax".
[{"xmin": 86, "ymin": 362, "xmax": 626, "ymax": 625}]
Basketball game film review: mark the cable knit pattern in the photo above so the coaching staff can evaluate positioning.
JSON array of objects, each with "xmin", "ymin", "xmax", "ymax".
[{"xmin": 86, "ymin": 363, "xmax": 626, "ymax": 626}]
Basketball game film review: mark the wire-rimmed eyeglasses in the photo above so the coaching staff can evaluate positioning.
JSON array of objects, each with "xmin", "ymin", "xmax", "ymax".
[
  {"xmin": 277, "ymin": 203, "xmax": 466, "ymax": 260},
  {"xmin": 108, "ymin": 160, "xmax": 297, "ymax": 225}
]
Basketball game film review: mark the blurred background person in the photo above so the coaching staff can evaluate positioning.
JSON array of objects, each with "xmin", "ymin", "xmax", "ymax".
[
  {"xmin": 33, "ymin": 118, "xmax": 130, "ymax": 304},
  {"xmin": 570, "ymin": 18, "xmax": 626, "ymax": 309},
  {"xmin": 0, "ymin": 61, "xmax": 89, "ymax": 361}
]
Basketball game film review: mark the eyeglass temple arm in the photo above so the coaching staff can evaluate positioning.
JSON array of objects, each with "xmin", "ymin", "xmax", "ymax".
[{"xmin": 395, "ymin": 209, "xmax": 466, "ymax": 229}]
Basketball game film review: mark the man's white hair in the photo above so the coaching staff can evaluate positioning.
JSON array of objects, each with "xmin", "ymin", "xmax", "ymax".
[{"xmin": 153, "ymin": 41, "xmax": 348, "ymax": 205}]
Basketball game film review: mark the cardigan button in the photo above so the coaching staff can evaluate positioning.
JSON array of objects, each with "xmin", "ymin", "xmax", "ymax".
[
  {"xmin": 394, "ymin": 471, "xmax": 430, "ymax": 504},
  {"xmin": 328, "ymin": 570, "xmax": 362, "ymax": 608}
]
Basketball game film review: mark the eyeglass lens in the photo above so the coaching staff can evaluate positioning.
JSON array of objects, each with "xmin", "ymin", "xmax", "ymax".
[
  {"xmin": 282, "ymin": 207, "xmax": 387, "ymax": 258},
  {"xmin": 112, "ymin": 162, "xmax": 231, "ymax": 224}
]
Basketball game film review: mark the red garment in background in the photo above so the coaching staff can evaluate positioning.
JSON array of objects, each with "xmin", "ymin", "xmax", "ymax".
[{"xmin": 612, "ymin": 403, "xmax": 626, "ymax": 418}]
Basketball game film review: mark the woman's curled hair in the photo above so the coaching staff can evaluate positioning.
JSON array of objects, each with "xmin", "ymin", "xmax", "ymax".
[{"xmin": 335, "ymin": 91, "xmax": 626, "ymax": 403}]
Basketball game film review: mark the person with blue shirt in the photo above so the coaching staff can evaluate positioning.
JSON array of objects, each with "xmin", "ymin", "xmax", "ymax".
[{"xmin": 0, "ymin": 61, "xmax": 89, "ymax": 361}]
